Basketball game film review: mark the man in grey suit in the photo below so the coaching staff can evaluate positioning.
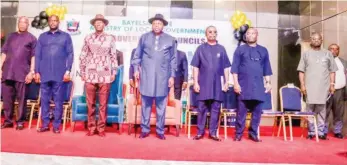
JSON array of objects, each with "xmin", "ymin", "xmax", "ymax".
[
  {"xmin": 132, "ymin": 14, "xmax": 177, "ymax": 140},
  {"xmin": 324, "ymin": 43, "xmax": 346, "ymax": 139}
]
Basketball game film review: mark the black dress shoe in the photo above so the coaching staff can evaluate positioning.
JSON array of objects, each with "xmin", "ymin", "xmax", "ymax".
[
  {"xmin": 334, "ymin": 133, "xmax": 344, "ymax": 139},
  {"xmin": 37, "ymin": 127, "xmax": 50, "ymax": 133},
  {"xmin": 1, "ymin": 123, "xmax": 14, "ymax": 129},
  {"xmin": 156, "ymin": 134, "xmax": 166, "ymax": 140},
  {"xmin": 139, "ymin": 132, "xmax": 150, "ymax": 139},
  {"xmin": 86, "ymin": 131, "xmax": 96, "ymax": 136},
  {"xmin": 319, "ymin": 135, "xmax": 328, "ymax": 140},
  {"xmin": 53, "ymin": 128, "xmax": 60, "ymax": 134},
  {"xmin": 193, "ymin": 134, "xmax": 204, "ymax": 140},
  {"xmin": 307, "ymin": 135, "xmax": 314, "ymax": 139},
  {"xmin": 234, "ymin": 136, "xmax": 242, "ymax": 141},
  {"xmin": 209, "ymin": 135, "xmax": 221, "ymax": 141},
  {"xmin": 98, "ymin": 131, "xmax": 106, "ymax": 137},
  {"xmin": 16, "ymin": 124, "xmax": 24, "ymax": 130},
  {"xmin": 249, "ymin": 135, "xmax": 262, "ymax": 142}
]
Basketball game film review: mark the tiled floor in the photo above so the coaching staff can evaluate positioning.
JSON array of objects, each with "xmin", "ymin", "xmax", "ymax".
[{"xmin": 0, "ymin": 152, "xmax": 312, "ymax": 165}]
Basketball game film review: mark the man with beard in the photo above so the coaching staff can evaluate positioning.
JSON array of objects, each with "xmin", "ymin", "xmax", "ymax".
[
  {"xmin": 324, "ymin": 43, "xmax": 346, "ymax": 139},
  {"xmin": 297, "ymin": 33, "xmax": 337, "ymax": 140},
  {"xmin": 35, "ymin": 15, "xmax": 74, "ymax": 134},
  {"xmin": 191, "ymin": 26, "xmax": 231, "ymax": 141},
  {"xmin": 231, "ymin": 28, "xmax": 273, "ymax": 142},
  {"xmin": 1, "ymin": 16, "xmax": 37, "ymax": 130},
  {"xmin": 132, "ymin": 14, "xmax": 177, "ymax": 140},
  {"xmin": 80, "ymin": 14, "xmax": 118, "ymax": 137}
]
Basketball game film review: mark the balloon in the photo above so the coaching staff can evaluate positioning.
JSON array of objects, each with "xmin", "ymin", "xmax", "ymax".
[
  {"xmin": 235, "ymin": 10, "xmax": 242, "ymax": 16},
  {"xmin": 239, "ymin": 24, "xmax": 249, "ymax": 34},
  {"xmin": 31, "ymin": 20, "xmax": 39, "ymax": 28},
  {"xmin": 34, "ymin": 16, "xmax": 40, "ymax": 22},
  {"xmin": 55, "ymin": 6, "xmax": 61, "ymax": 14},
  {"xmin": 51, "ymin": 10, "xmax": 58, "ymax": 17},
  {"xmin": 245, "ymin": 19, "xmax": 252, "ymax": 27},
  {"xmin": 58, "ymin": 13, "xmax": 65, "ymax": 20},
  {"xmin": 231, "ymin": 15, "xmax": 238, "ymax": 22},
  {"xmin": 61, "ymin": 6, "xmax": 68, "ymax": 14},
  {"xmin": 39, "ymin": 11, "xmax": 48, "ymax": 19},
  {"xmin": 52, "ymin": 4, "xmax": 58, "ymax": 10},
  {"xmin": 38, "ymin": 25, "xmax": 45, "ymax": 30},
  {"xmin": 236, "ymin": 21, "xmax": 243, "ymax": 29},
  {"xmin": 239, "ymin": 13, "xmax": 246, "ymax": 22},
  {"xmin": 39, "ymin": 18, "xmax": 48, "ymax": 27},
  {"xmin": 233, "ymin": 29, "xmax": 242, "ymax": 41},
  {"xmin": 45, "ymin": 7, "xmax": 53, "ymax": 16},
  {"xmin": 232, "ymin": 23, "xmax": 238, "ymax": 29}
]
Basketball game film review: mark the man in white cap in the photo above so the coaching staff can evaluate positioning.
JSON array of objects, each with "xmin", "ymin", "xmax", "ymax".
[
  {"xmin": 132, "ymin": 13, "xmax": 177, "ymax": 140},
  {"xmin": 79, "ymin": 14, "xmax": 118, "ymax": 137}
]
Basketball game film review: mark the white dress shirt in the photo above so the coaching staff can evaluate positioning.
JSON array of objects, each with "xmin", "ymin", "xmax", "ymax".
[{"xmin": 334, "ymin": 57, "xmax": 346, "ymax": 89}]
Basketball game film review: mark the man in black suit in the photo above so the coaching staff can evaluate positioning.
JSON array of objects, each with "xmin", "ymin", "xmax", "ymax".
[{"xmin": 174, "ymin": 50, "xmax": 188, "ymax": 100}]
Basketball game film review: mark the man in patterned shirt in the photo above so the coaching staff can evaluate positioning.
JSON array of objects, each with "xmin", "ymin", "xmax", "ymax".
[{"xmin": 79, "ymin": 14, "xmax": 118, "ymax": 137}]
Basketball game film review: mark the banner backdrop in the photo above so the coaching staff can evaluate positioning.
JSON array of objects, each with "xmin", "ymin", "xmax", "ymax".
[{"xmin": 29, "ymin": 14, "xmax": 238, "ymax": 96}]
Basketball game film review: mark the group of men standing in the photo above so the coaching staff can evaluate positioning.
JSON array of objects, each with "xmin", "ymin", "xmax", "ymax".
[
  {"xmin": 0, "ymin": 14, "xmax": 119, "ymax": 137},
  {"xmin": 1, "ymin": 15, "xmax": 74, "ymax": 134},
  {"xmin": 129, "ymin": 14, "xmax": 273, "ymax": 142},
  {"xmin": 1, "ymin": 13, "xmax": 345, "ymax": 141}
]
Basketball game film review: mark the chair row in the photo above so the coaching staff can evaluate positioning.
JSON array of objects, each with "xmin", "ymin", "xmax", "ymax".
[{"xmin": 184, "ymin": 84, "xmax": 320, "ymax": 142}]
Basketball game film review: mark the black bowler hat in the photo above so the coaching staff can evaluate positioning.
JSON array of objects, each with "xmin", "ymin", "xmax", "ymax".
[{"xmin": 148, "ymin": 13, "xmax": 168, "ymax": 26}]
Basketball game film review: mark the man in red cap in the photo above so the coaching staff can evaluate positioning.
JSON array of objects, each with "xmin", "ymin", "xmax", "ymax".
[{"xmin": 79, "ymin": 14, "xmax": 118, "ymax": 137}]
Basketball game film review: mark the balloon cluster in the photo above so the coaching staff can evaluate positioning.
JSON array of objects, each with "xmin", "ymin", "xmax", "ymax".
[
  {"xmin": 45, "ymin": 4, "xmax": 67, "ymax": 20},
  {"xmin": 31, "ymin": 11, "xmax": 48, "ymax": 29},
  {"xmin": 230, "ymin": 10, "xmax": 252, "ymax": 29},
  {"xmin": 230, "ymin": 10, "xmax": 252, "ymax": 46}
]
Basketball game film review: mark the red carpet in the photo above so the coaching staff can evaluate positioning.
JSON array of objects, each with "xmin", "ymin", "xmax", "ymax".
[{"xmin": 1, "ymin": 123, "xmax": 347, "ymax": 164}]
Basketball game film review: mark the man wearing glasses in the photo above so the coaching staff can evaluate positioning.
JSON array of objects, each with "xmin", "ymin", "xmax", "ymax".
[
  {"xmin": 231, "ymin": 28, "xmax": 273, "ymax": 142},
  {"xmin": 190, "ymin": 26, "xmax": 231, "ymax": 141}
]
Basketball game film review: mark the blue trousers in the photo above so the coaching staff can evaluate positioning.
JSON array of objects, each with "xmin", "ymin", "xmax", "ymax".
[
  {"xmin": 40, "ymin": 81, "xmax": 65, "ymax": 129},
  {"xmin": 141, "ymin": 95, "xmax": 167, "ymax": 135},
  {"xmin": 197, "ymin": 100, "xmax": 221, "ymax": 136},
  {"xmin": 235, "ymin": 97, "xmax": 263, "ymax": 137}
]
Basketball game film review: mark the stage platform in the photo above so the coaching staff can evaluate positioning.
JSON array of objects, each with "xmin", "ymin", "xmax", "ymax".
[{"xmin": 1, "ymin": 122, "xmax": 347, "ymax": 165}]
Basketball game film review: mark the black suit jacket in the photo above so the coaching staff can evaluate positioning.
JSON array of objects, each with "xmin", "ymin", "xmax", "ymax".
[{"xmin": 174, "ymin": 50, "xmax": 188, "ymax": 87}]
